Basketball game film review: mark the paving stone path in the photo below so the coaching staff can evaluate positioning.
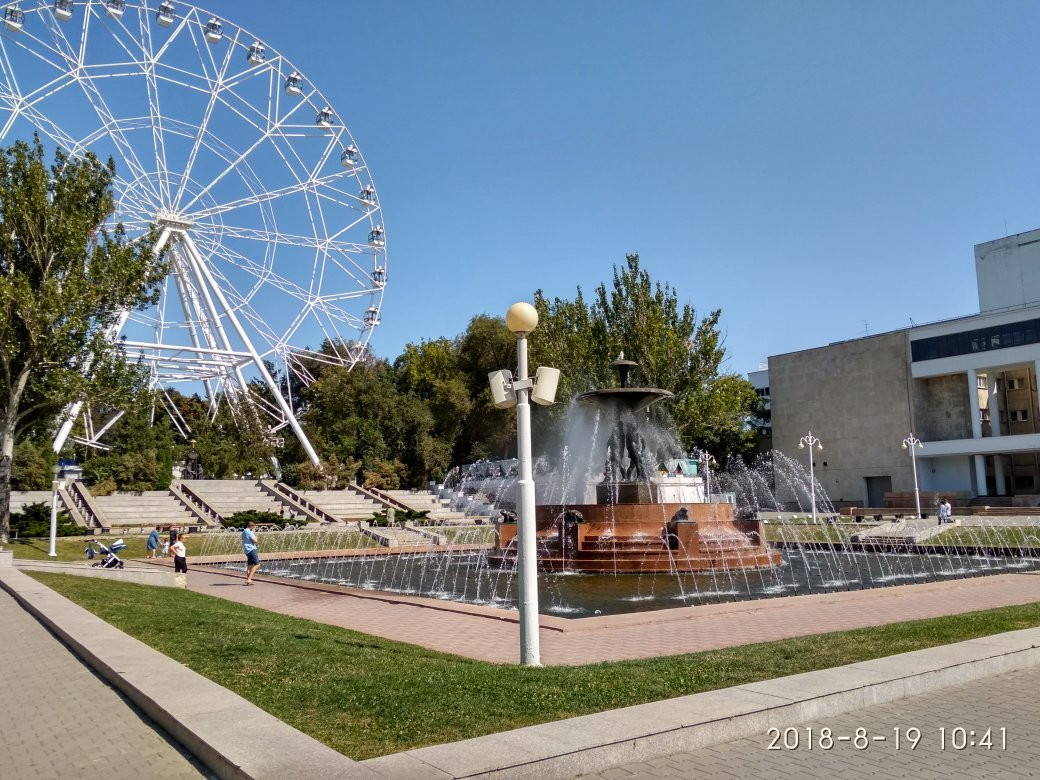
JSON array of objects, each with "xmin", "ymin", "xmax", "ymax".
[
  {"xmin": 581, "ymin": 664, "xmax": 1040, "ymax": 779},
  {"xmin": 0, "ymin": 587, "xmax": 211, "ymax": 780}
]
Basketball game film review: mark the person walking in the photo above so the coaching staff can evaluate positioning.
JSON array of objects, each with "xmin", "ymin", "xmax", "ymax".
[
  {"xmin": 937, "ymin": 497, "xmax": 953, "ymax": 525},
  {"xmin": 170, "ymin": 532, "xmax": 187, "ymax": 585},
  {"xmin": 146, "ymin": 527, "xmax": 160, "ymax": 559},
  {"xmin": 242, "ymin": 520, "xmax": 261, "ymax": 585}
]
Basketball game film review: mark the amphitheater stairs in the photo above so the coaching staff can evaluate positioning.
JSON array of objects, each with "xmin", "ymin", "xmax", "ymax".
[
  {"xmin": 383, "ymin": 489, "xmax": 472, "ymax": 522},
  {"xmin": 180, "ymin": 480, "xmax": 289, "ymax": 520},
  {"xmin": 294, "ymin": 488, "xmax": 382, "ymax": 522},
  {"xmin": 91, "ymin": 491, "xmax": 200, "ymax": 530},
  {"xmin": 361, "ymin": 525, "xmax": 441, "ymax": 548},
  {"xmin": 9, "ymin": 491, "xmax": 55, "ymax": 515}
]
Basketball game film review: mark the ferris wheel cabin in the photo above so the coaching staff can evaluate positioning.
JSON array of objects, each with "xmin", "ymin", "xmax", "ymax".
[
  {"xmin": 247, "ymin": 41, "xmax": 265, "ymax": 65},
  {"xmin": 105, "ymin": 0, "xmax": 125, "ymax": 19},
  {"xmin": 368, "ymin": 225, "xmax": 385, "ymax": 248},
  {"xmin": 4, "ymin": 5, "xmax": 24, "ymax": 32},
  {"xmin": 53, "ymin": 0, "xmax": 73, "ymax": 22},
  {"xmin": 359, "ymin": 185, "xmax": 376, "ymax": 209},
  {"xmin": 204, "ymin": 18, "xmax": 223, "ymax": 43},
  {"xmin": 156, "ymin": 1, "xmax": 175, "ymax": 27},
  {"xmin": 284, "ymin": 72, "xmax": 303, "ymax": 97},
  {"xmin": 341, "ymin": 145, "xmax": 359, "ymax": 168}
]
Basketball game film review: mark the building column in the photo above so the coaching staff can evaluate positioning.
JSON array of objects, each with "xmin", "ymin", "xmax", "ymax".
[
  {"xmin": 989, "ymin": 375, "xmax": 1006, "ymax": 495},
  {"xmin": 967, "ymin": 368, "xmax": 983, "ymax": 439},
  {"xmin": 975, "ymin": 455, "xmax": 988, "ymax": 497},
  {"xmin": 988, "ymin": 375, "xmax": 1001, "ymax": 437},
  {"xmin": 994, "ymin": 456, "xmax": 1007, "ymax": 496}
]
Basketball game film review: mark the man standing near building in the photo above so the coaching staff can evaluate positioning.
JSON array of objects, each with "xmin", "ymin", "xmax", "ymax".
[{"xmin": 242, "ymin": 520, "xmax": 261, "ymax": 585}]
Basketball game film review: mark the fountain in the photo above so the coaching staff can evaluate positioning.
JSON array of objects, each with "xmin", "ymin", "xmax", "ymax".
[{"xmin": 488, "ymin": 357, "xmax": 781, "ymax": 573}]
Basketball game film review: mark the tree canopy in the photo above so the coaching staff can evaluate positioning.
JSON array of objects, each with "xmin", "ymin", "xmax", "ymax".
[
  {"xmin": 0, "ymin": 137, "xmax": 164, "ymax": 541},
  {"xmin": 532, "ymin": 254, "xmax": 760, "ymax": 464}
]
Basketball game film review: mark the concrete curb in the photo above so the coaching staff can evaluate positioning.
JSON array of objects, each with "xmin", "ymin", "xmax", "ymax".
[
  {"xmin": 0, "ymin": 567, "xmax": 377, "ymax": 780},
  {"xmin": 360, "ymin": 628, "xmax": 1040, "ymax": 779},
  {"xmin": 15, "ymin": 558, "xmax": 182, "ymax": 587}
]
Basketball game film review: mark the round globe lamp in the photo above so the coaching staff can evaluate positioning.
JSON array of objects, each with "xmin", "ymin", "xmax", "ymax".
[{"xmin": 506, "ymin": 302, "xmax": 538, "ymax": 334}]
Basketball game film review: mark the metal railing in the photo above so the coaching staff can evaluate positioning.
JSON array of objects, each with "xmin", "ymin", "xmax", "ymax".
[
  {"xmin": 173, "ymin": 482, "xmax": 224, "ymax": 526},
  {"xmin": 67, "ymin": 481, "xmax": 109, "ymax": 531},
  {"xmin": 263, "ymin": 481, "xmax": 338, "ymax": 524}
]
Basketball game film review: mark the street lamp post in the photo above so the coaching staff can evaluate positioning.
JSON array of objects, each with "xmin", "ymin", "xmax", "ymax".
[
  {"xmin": 48, "ymin": 464, "xmax": 60, "ymax": 557},
  {"xmin": 798, "ymin": 431, "xmax": 823, "ymax": 523},
  {"xmin": 489, "ymin": 302, "xmax": 561, "ymax": 667},
  {"xmin": 902, "ymin": 433, "xmax": 924, "ymax": 519}
]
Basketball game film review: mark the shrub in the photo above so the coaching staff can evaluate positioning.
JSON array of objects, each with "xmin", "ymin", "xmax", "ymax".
[
  {"xmin": 10, "ymin": 501, "xmax": 82, "ymax": 538},
  {"xmin": 223, "ymin": 509, "xmax": 284, "ymax": 529}
]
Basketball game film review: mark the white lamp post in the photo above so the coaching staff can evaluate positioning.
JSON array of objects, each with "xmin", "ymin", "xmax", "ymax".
[
  {"xmin": 902, "ymin": 433, "xmax": 924, "ymax": 519},
  {"xmin": 798, "ymin": 431, "xmax": 823, "ymax": 523},
  {"xmin": 48, "ymin": 464, "xmax": 60, "ymax": 557},
  {"xmin": 488, "ymin": 301, "xmax": 560, "ymax": 667}
]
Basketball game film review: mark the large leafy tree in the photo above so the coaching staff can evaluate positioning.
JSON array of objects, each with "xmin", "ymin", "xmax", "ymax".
[
  {"xmin": 532, "ymin": 253, "xmax": 760, "ymax": 464},
  {"xmin": 0, "ymin": 137, "xmax": 163, "ymax": 541}
]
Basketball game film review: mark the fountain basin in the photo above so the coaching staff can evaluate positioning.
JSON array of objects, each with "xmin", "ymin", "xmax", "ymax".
[{"xmin": 489, "ymin": 502, "xmax": 782, "ymax": 573}]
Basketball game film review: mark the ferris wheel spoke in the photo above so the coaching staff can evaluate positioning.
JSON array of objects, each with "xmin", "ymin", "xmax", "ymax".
[
  {"xmin": 173, "ymin": 26, "xmax": 242, "ymax": 208},
  {"xmin": 194, "ymin": 234, "xmax": 315, "ymax": 305},
  {"xmin": 136, "ymin": 11, "xmax": 174, "ymax": 206},
  {"xmin": 189, "ymin": 169, "xmax": 361, "ymax": 220}
]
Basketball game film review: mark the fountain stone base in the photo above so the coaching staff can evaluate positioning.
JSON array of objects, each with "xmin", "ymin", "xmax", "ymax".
[{"xmin": 490, "ymin": 498, "xmax": 782, "ymax": 574}]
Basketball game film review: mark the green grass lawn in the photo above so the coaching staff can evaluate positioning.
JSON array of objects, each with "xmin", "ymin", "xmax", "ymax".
[
  {"xmin": 924, "ymin": 525, "xmax": 1040, "ymax": 549},
  {"xmin": 763, "ymin": 521, "xmax": 866, "ymax": 544},
  {"xmin": 4, "ymin": 534, "xmax": 205, "ymax": 561},
  {"xmin": 4, "ymin": 529, "xmax": 380, "ymax": 562},
  {"xmin": 24, "ymin": 571, "xmax": 1040, "ymax": 760},
  {"xmin": 439, "ymin": 525, "xmax": 496, "ymax": 545}
]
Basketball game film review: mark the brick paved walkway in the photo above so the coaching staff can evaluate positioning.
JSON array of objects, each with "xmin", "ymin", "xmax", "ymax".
[
  {"xmin": 0, "ymin": 587, "xmax": 210, "ymax": 780},
  {"xmin": 580, "ymin": 665, "xmax": 1040, "ymax": 779},
  {"xmin": 181, "ymin": 564, "xmax": 1040, "ymax": 665}
]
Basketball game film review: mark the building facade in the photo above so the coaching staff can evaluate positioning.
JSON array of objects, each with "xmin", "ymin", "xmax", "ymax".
[{"xmin": 769, "ymin": 228, "xmax": 1040, "ymax": 507}]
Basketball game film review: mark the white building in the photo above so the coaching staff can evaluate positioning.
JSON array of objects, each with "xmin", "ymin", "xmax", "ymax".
[{"xmin": 769, "ymin": 228, "xmax": 1040, "ymax": 507}]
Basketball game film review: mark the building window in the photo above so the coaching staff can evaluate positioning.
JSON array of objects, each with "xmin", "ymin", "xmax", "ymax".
[
  {"xmin": 980, "ymin": 409, "xmax": 991, "ymax": 423},
  {"xmin": 978, "ymin": 376, "xmax": 988, "ymax": 389},
  {"xmin": 1006, "ymin": 377, "xmax": 1025, "ymax": 390},
  {"xmin": 1010, "ymin": 410, "xmax": 1030, "ymax": 422},
  {"xmin": 910, "ymin": 317, "xmax": 1040, "ymax": 361},
  {"xmin": 1015, "ymin": 475, "xmax": 1035, "ymax": 490}
]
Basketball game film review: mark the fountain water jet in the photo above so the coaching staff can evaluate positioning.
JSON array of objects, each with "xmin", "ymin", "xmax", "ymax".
[{"xmin": 488, "ymin": 357, "xmax": 781, "ymax": 573}]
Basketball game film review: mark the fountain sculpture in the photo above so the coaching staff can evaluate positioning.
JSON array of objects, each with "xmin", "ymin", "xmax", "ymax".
[{"xmin": 489, "ymin": 357, "xmax": 782, "ymax": 573}]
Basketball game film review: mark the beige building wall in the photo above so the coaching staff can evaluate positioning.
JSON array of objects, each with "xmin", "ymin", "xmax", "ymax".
[{"xmin": 769, "ymin": 331, "xmax": 915, "ymax": 507}]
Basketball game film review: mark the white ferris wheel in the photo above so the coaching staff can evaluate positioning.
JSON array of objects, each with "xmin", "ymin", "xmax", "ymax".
[{"xmin": 0, "ymin": 0, "xmax": 387, "ymax": 464}]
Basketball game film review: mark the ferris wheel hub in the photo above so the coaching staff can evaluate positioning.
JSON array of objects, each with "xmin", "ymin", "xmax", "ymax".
[{"xmin": 156, "ymin": 213, "xmax": 194, "ymax": 232}]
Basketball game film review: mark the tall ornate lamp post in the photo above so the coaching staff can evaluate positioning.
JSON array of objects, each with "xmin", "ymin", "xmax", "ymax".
[
  {"xmin": 488, "ymin": 302, "xmax": 560, "ymax": 667},
  {"xmin": 798, "ymin": 431, "xmax": 823, "ymax": 523},
  {"xmin": 902, "ymin": 433, "xmax": 924, "ymax": 519}
]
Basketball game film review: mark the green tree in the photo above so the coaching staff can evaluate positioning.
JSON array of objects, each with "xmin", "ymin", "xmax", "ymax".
[
  {"xmin": 454, "ymin": 315, "xmax": 517, "ymax": 461},
  {"xmin": 531, "ymin": 254, "xmax": 760, "ymax": 464},
  {"xmin": 0, "ymin": 137, "xmax": 163, "ymax": 542}
]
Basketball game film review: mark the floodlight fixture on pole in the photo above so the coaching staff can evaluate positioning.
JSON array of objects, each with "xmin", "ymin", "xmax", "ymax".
[
  {"xmin": 798, "ymin": 431, "xmax": 823, "ymax": 524},
  {"xmin": 902, "ymin": 433, "xmax": 924, "ymax": 519},
  {"xmin": 487, "ymin": 301, "xmax": 560, "ymax": 667}
]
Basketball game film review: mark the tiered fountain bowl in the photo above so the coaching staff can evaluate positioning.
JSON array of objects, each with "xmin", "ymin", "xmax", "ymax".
[{"xmin": 489, "ymin": 358, "xmax": 782, "ymax": 573}]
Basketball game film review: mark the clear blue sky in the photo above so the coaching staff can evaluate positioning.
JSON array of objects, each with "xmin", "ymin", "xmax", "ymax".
[{"xmin": 239, "ymin": 0, "xmax": 1040, "ymax": 377}]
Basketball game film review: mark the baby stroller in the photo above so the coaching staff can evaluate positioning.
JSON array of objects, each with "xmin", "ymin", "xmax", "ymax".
[{"xmin": 85, "ymin": 539, "xmax": 127, "ymax": 569}]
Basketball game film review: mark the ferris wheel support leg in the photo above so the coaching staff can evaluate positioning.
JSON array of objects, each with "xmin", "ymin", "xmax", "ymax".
[
  {"xmin": 53, "ymin": 230, "xmax": 174, "ymax": 454},
  {"xmin": 179, "ymin": 232, "xmax": 322, "ymax": 467}
]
